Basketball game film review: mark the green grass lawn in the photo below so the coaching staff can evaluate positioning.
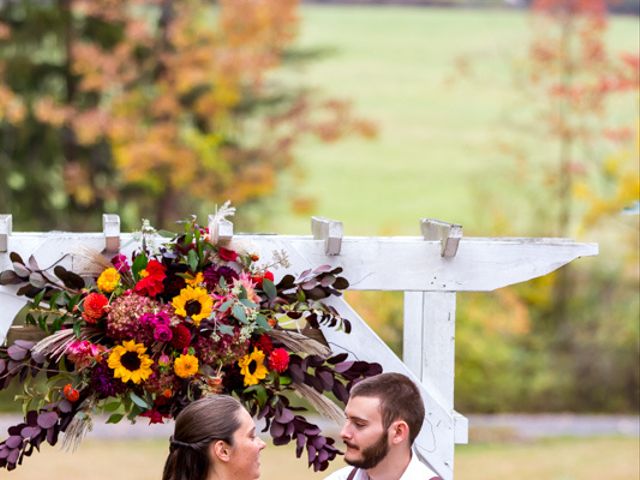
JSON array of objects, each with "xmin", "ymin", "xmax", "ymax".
[
  {"xmin": 3, "ymin": 436, "xmax": 638, "ymax": 479},
  {"xmin": 263, "ymin": 6, "xmax": 639, "ymax": 236}
]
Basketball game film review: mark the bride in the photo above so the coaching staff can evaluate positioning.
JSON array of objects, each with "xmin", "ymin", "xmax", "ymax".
[{"xmin": 162, "ymin": 395, "xmax": 266, "ymax": 480}]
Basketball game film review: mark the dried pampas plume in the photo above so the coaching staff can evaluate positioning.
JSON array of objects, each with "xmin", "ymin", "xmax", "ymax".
[
  {"xmin": 268, "ymin": 329, "xmax": 330, "ymax": 357},
  {"xmin": 31, "ymin": 329, "xmax": 78, "ymax": 363},
  {"xmin": 62, "ymin": 411, "xmax": 93, "ymax": 452},
  {"xmin": 292, "ymin": 382, "xmax": 344, "ymax": 426},
  {"xmin": 72, "ymin": 247, "xmax": 113, "ymax": 277}
]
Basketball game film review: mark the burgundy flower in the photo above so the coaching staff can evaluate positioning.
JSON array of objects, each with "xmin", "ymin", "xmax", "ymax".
[
  {"xmin": 254, "ymin": 334, "xmax": 273, "ymax": 355},
  {"xmin": 204, "ymin": 266, "xmax": 238, "ymax": 289},
  {"xmin": 90, "ymin": 362, "xmax": 126, "ymax": 398},
  {"xmin": 171, "ymin": 324, "xmax": 192, "ymax": 350},
  {"xmin": 140, "ymin": 409, "xmax": 165, "ymax": 425},
  {"xmin": 162, "ymin": 263, "xmax": 188, "ymax": 300}
]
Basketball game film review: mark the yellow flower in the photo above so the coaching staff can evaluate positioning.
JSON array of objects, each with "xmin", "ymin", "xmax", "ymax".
[
  {"xmin": 171, "ymin": 286, "xmax": 213, "ymax": 326},
  {"xmin": 97, "ymin": 267, "xmax": 121, "ymax": 293},
  {"xmin": 185, "ymin": 272, "xmax": 204, "ymax": 287},
  {"xmin": 238, "ymin": 348, "xmax": 268, "ymax": 386},
  {"xmin": 107, "ymin": 340, "xmax": 154, "ymax": 384},
  {"xmin": 174, "ymin": 354, "xmax": 199, "ymax": 378}
]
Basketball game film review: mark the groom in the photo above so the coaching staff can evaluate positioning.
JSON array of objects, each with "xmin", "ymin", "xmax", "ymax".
[{"xmin": 325, "ymin": 372, "xmax": 441, "ymax": 480}]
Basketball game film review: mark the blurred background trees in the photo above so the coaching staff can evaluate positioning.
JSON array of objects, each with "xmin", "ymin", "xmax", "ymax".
[
  {"xmin": 453, "ymin": 0, "xmax": 639, "ymax": 412},
  {"xmin": 0, "ymin": 0, "xmax": 374, "ymax": 230}
]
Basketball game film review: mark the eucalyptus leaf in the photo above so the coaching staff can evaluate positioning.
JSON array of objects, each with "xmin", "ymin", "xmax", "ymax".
[
  {"xmin": 232, "ymin": 305, "xmax": 247, "ymax": 323},
  {"xmin": 240, "ymin": 298, "xmax": 257, "ymax": 309},
  {"xmin": 219, "ymin": 300, "xmax": 233, "ymax": 313},
  {"xmin": 255, "ymin": 314, "xmax": 271, "ymax": 330},
  {"xmin": 262, "ymin": 278, "xmax": 277, "ymax": 300},
  {"xmin": 129, "ymin": 391, "xmax": 150, "ymax": 409},
  {"xmin": 217, "ymin": 324, "xmax": 235, "ymax": 336}
]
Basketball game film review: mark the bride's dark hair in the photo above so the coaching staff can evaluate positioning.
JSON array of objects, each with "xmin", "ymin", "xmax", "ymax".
[{"xmin": 162, "ymin": 395, "xmax": 243, "ymax": 480}]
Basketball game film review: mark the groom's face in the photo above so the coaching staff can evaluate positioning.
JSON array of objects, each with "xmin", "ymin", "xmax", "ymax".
[{"xmin": 340, "ymin": 395, "xmax": 390, "ymax": 469}]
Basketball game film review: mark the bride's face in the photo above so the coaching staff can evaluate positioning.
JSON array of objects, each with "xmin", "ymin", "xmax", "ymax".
[{"xmin": 227, "ymin": 408, "xmax": 266, "ymax": 479}]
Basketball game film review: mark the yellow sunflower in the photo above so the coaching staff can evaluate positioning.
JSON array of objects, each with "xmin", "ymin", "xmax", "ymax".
[
  {"xmin": 107, "ymin": 340, "xmax": 154, "ymax": 384},
  {"xmin": 171, "ymin": 286, "xmax": 213, "ymax": 326},
  {"xmin": 97, "ymin": 267, "xmax": 120, "ymax": 293},
  {"xmin": 238, "ymin": 348, "xmax": 268, "ymax": 386},
  {"xmin": 174, "ymin": 353, "xmax": 199, "ymax": 378}
]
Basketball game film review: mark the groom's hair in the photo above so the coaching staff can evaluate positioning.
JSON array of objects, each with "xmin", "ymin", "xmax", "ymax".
[{"xmin": 350, "ymin": 372, "xmax": 425, "ymax": 445}]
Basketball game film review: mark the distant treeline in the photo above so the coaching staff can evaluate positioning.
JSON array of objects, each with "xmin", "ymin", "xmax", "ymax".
[{"xmin": 303, "ymin": 0, "xmax": 640, "ymax": 15}]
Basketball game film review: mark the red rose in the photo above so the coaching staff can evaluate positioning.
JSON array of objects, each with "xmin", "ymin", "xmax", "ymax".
[
  {"xmin": 218, "ymin": 247, "xmax": 238, "ymax": 262},
  {"xmin": 171, "ymin": 324, "xmax": 192, "ymax": 350},
  {"xmin": 134, "ymin": 260, "xmax": 166, "ymax": 297},
  {"xmin": 268, "ymin": 348, "xmax": 290, "ymax": 373},
  {"xmin": 63, "ymin": 384, "xmax": 80, "ymax": 402},
  {"xmin": 82, "ymin": 292, "xmax": 109, "ymax": 323}
]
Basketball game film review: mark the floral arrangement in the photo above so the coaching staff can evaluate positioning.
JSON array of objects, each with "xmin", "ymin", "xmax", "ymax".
[{"xmin": 0, "ymin": 213, "xmax": 381, "ymax": 471}]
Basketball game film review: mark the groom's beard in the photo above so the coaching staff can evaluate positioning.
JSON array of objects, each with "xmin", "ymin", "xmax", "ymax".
[{"xmin": 345, "ymin": 432, "xmax": 389, "ymax": 470}]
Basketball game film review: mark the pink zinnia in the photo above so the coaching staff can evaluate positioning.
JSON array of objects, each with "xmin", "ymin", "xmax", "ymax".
[
  {"xmin": 111, "ymin": 254, "xmax": 130, "ymax": 274},
  {"xmin": 154, "ymin": 325, "xmax": 173, "ymax": 342}
]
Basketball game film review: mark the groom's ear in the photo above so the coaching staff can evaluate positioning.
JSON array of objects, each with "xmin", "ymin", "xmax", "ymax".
[
  {"xmin": 389, "ymin": 420, "xmax": 410, "ymax": 445},
  {"xmin": 211, "ymin": 440, "xmax": 231, "ymax": 462}
]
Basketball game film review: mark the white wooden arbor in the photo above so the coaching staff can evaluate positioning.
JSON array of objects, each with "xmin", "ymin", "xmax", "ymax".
[{"xmin": 0, "ymin": 213, "xmax": 598, "ymax": 480}]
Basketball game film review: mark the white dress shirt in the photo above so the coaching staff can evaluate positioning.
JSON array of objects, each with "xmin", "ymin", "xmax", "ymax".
[{"xmin": 324, "ymin": 453, "xmax": 440, "ymax": 480}]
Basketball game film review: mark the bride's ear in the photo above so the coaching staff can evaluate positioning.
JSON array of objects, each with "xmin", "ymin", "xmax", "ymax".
[{"xmin": 210, "ymin": 440, "xmax": 232, "ymax": 463}]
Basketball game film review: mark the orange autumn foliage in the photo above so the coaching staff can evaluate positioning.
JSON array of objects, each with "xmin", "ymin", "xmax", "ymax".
[{"xmin": 0, "ymin": 0, "xmax": 375, "ymax": 228}]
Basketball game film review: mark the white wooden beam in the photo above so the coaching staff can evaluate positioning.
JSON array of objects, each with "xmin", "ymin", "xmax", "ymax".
[{"xmin": 0, "ymin": 234, "xmax": 598, "ymax": 292}]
